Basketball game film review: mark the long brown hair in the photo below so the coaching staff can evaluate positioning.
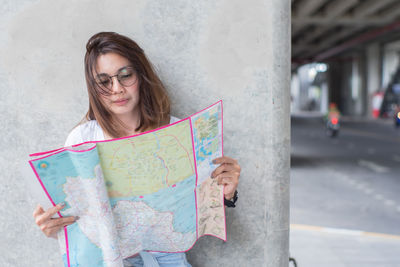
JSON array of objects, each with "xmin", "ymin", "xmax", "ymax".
[{"xmin": 83, "ymin": 32, "xmax": 170, "ymax": 138}]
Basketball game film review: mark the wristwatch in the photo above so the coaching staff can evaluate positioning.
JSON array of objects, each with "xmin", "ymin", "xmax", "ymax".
[{"xmin": 224, "ymin": 190, "xmax": 238, "ymax": 208}]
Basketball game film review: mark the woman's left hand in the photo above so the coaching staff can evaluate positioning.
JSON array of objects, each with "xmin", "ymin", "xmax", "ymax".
[{"xmin": 211, "ymin": 156, "xmax": 241, "ymax": 200}]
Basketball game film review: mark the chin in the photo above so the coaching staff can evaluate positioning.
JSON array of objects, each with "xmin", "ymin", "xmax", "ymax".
[{"xmin": 111, "ymin": 104, "xmax": 136, "ymax": 115}]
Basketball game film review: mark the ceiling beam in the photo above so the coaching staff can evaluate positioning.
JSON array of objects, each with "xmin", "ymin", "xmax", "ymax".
[
  {"xmin": 293, "ymin": 25, "xmax": 367, "ymax": 59},
  {"xmin": 292, "ymin": 16, "xmax": 394, "ymax": 26},
  {"xmin": 293, "ymin": 0, "xmax": 366, "ymax": 49},
  {"xmin": 378, "ymin": 1, "xmax": 400, "ymax": 20},
  {"xmin": 352, "ymin": 0, "xmax": 395, "ymax": 18},
  {"xmin": 291, "ymin": 0, "xmax": 400, "ymax": 65},
  {"xmin": 295, "ymin": 26, "xmax": 328, "ymax": 45},
  {"xmin": 321, "ymin": 0, "xmax": 359, "ymax": 18},
  {"xmin": 292, "ymin": 0, "xmax": 326, "ymax": 37},
  {"xmin": 292, "ymin": 24, "xmax": 303, "ymax": 37},
  {"xmin": 315, "ymin": 20, "xmax": 400, "ymax": 61},
  {"xmin": 294, "ymin": 0, "xmax": 326, "ymax": 17}
]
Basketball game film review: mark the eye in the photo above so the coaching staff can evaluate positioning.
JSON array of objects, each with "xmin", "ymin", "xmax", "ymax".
[
  {"xmin": 120, "ymin": 73, "xmax": 132, "ymax": 78},
  {"xmin": 119, "ymin": 69, "xmax": 134, "ymax": 80},
  {"xmin": 98, "ymin": 79, "xmax": 111, "ymax": 86},
  {"xmin": 96, "ymin": 74, "xmax": 111, "ymax": 87}
]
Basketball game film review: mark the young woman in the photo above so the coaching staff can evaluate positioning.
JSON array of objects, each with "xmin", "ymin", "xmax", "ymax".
[{"xmin": 33, "ymin": 32, "xmax": 241, "ymax": 266}]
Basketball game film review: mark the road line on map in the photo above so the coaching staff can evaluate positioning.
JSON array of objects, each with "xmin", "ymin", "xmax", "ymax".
[{"xmin": 291, "ymin": 224, "xmax": 400, "ymax": 240}]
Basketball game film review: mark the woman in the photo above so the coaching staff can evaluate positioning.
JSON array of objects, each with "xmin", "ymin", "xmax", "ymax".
[{"xmin": 33, "ymin": 32, "xmax": 241, "ymax": 266}]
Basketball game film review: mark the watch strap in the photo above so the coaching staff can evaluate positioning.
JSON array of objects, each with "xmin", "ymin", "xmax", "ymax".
[{"xmin": 224, "ymin": 190, "xmax": 238, "ymax": 208}]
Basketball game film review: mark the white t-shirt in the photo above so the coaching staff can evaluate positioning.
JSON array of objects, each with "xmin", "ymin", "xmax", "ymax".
[{"xmin": 64, "ymin": 116, "xmax": 180, "ymax": 146}]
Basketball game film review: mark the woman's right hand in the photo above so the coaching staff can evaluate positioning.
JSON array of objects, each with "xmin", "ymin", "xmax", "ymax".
[{"xmin": 33, "ymin": 203, "xmax": 77, "ymax": 239}]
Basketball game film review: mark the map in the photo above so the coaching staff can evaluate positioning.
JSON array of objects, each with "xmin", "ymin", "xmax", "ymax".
[
  {"xmin": 29, "ymin": 101, "xmax": 225, "ymax": 267},
  {"xmin": 191, "ymin": 102, "xmax": 223, "ymax": 185}
]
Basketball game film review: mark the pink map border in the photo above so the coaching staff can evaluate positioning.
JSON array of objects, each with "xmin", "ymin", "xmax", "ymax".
[{"xmin": 29, "ymin": 100, "xmax": 225, "ymax": 266}]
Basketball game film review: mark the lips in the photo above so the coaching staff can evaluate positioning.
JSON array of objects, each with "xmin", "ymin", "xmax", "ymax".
[{"xmin": 113, "ymin": 98, "xmax": 129, "ymax": 106}]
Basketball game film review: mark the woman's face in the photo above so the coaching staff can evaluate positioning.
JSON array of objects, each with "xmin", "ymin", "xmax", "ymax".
[{"xmin": 95, "ymin": 52, "xmax": 140, "ymax": 119}]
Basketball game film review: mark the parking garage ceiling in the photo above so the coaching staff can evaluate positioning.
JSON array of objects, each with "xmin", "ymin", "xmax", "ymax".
[{"xmin": 292, "ymin": 0, "xmax": 400, "ymax": 67}]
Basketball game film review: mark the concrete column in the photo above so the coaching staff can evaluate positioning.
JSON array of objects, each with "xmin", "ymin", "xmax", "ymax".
[
  {"xmin": 327, "ymin": 61, "xmax": 344, "ymax": 111},
  {"xmin": 297, "ymin": 65, "xmax": 313, "ymax": 110},
  {"xmin": 382, "ymin": 41, "xmax": 400, "ymax": 89},
  {"xmin": 0, "ymin": 0, "xmax": 290, "ymax": 266},
  {"xmin": 366, "ymin": 43, "xmax": 382, "ymax": 117},
  {"xmin": 291, "ymin": 73, "xmax": 300, "ymax": 112}
]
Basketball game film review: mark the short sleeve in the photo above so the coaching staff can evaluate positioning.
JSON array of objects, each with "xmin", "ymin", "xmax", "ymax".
[
  {"xmin": 64, "ymin": 126, "xmax": 84, "ymax": 147},
  {"xmin": 64, "ymin": 120, "xmax": 104, "ymax": 146},
  {"xmin": 170, "ymin": 116, "xmax": 180, "ymax": 124}
]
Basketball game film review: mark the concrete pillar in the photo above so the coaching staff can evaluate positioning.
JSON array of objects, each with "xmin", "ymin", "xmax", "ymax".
[
  {"xmin": 382, "ymin": 41, "xmax": 400, "ymax": 89},
  {"xmin": 352, "ymin": 54, "xmax": 365, "ymax": 116},
  {"xmin": 327, "ymin": 61, "xmax": 344, "ymax": 111},
  {"xmin": 0, "ymin": 0, "xmax": 290, "ymax": 266},
  {"xmin": 297, "ymin": 65, "xmax": 313, "ymax": 110},
  {"xmin": 366, "ymin": 43, "xmax": 382, "ymax": 117},
  {"xmin": 321, "ymin": 83, "xmax": 328, "ymax": 114},
  {"xmin": 291, "ymin": 73, "xmax": 300, "ymax": 112}
]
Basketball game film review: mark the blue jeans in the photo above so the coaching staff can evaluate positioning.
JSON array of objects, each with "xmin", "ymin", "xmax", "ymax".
[{"xmin": 123, "ymin": 252, "xmax": 192, "ymax": 267}]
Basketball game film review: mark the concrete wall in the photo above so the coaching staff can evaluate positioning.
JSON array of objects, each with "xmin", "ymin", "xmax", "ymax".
[{"xmin": 0, "ymin": 0, "xmax": 290, "ymax": 266}]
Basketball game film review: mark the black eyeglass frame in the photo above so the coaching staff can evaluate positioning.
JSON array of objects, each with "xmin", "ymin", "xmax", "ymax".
[{"xmin": 95, "ymin": 66, "xmax": 139, "ymax": 93}]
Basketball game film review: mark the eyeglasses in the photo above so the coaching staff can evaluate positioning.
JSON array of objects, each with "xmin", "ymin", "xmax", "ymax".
[{"xmin": 95, "ymin": 66, "xmax": 138, "ymax": 92}]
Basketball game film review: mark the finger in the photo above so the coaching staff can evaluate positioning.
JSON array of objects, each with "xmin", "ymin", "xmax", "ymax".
[
  {"xmin": 40, "ymin": 216, "xmax": 77, "ymax": 235},
  {"xmin": 223, "ymin": 182, "xmax": 238, "ymax": 199},
  {"xmin": 217, "ymin": 173, "xmax": 239, "ymax": 185},
  {"xmin": 33, "ymin": 204, "xmax": 45, "ymax": 218},
  {"xmin": 218, "ymin": 177, "xmax": 232, "ymax": 186},
  {"xmin": 212, "ymin": 156, "xmax": 237, "ymax": 165},
  {"xmin": 224, "ymin": 188, "xmax": 236, "ymax": 199},
  {"xmin": 37, "ymin": 203, "xmax": 66, "ymax": 225},
  {"xmin": 46, "ymin": 216, "xmax": 77, "ymax": 230},
  {"xmin": 46, "ymin": 202, "xmax": 65, "ymax": 217},
  {"xmin": 43, "ymin": 220, "xmax": 76, "ymax": 238},
  {"xmin": 211, "ymin": 163, "xmax": 237, "ymax": 178}
]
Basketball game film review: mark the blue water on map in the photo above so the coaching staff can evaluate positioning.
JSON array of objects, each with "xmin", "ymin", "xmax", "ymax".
[
  {"xmin": 110, "ymin": 174, "xmax": 197, "ymax": 234},
  {"xmin": 32, "ymin": 148, "xmax": 103, "ymax": 267},
  {"xmin": 33, "ymin": 148, "xmax": 99, "ymax": 208},
  {"xmin": 192, "ymin": 109, "xmax": 221, "ymax": 164},
  {"xmin": 67, "ymin": 223, "xmax": 105, "ymax": 266}
]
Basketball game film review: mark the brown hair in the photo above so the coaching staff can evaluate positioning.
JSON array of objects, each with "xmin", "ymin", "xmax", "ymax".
[{"xmin": 83, "ymin": 32, "xmax": 170, "ymax": 138}]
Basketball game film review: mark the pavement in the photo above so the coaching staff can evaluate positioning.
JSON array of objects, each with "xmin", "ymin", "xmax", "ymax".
[
  {"xmin": 290, "ymin": 112, "xmax": 400, "ymax": 267},
  {"xmin": 290, "ymin": 224, "xmax": 400, "ymax": 267}
]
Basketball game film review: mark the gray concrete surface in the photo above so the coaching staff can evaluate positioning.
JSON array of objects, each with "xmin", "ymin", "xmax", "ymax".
[
  {"xmin": 290, "ymin": 115, "xmax": 400, "ymax": 266},
  {"xmin": 291, "ymin": 227, "xmax": 400, "ymax": 267},
  {"xmin": 0, "ymin": 1, "xmax": 290, "ymax": 266}
]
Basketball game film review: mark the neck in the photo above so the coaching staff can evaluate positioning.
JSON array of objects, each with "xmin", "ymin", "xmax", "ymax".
[{"xmin": 115, "ymin": 108, "xmax": 141, "ymax": 136}]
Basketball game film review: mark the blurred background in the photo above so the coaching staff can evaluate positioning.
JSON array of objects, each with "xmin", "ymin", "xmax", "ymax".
[{"xmin": 290, "ymin": 0, "xmax": 400, "ymax": 266}]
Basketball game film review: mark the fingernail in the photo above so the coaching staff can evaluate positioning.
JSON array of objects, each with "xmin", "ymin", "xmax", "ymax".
[
  {"xmin": 75, "ymin": 216, "xmax": 80, "ymax": 221},
  {"xmin": 59, "ymin": 202, "xmax": 66, "ymax": 207}
]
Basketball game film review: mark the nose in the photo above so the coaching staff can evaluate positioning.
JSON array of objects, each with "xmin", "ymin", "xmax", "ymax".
[{"xmin": 110, "ymin": 76, "xmax": 124, "ymax": 94}]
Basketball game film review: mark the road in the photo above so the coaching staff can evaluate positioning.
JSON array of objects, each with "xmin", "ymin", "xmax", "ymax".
[{"xmin": 290, "ymin": 114, "xmax": 400, "ymax": 267}]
